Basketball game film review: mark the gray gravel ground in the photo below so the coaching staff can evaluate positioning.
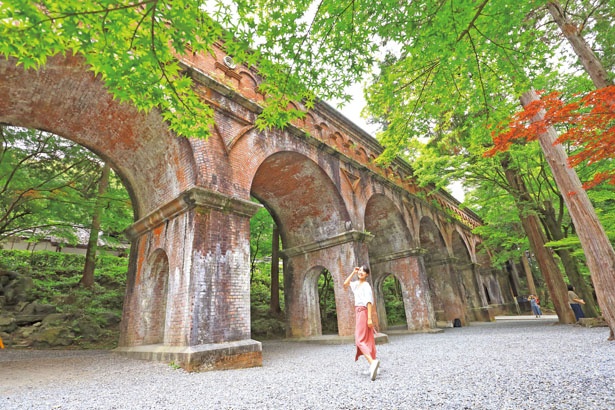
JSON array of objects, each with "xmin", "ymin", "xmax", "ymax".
[{"xmin": 2, "ymin": 317, "xmax": 615, "ymax": 410}]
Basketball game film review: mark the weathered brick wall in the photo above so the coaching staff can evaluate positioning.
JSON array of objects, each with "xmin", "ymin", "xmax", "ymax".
[
  {"xmin": 120, "ymin": 203, "xmax": 197, "ymax": 347},
  {"xmin": 372, "ymin": 256, "xmax": 436, "ymax": 331},
  {"xmin": 281, "ymin": 234, "xmax": 370, "ymax": 338},
  {"xmin": 0, "ymin": 55, "xmax": 197, "ymax": 219},
  {"xmin": 0, "ymin": 46, "xmax": 516, "ymax": 371}
]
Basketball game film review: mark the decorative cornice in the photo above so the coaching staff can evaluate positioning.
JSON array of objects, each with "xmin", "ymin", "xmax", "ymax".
[
  {"xmin": 182, "ymin": 63, "xmax": 263, "ymax": 113},
  {"xmin": 371, "ymin": 248, "xmax": 425, "ymax": 265},
  {"xmin": 125, "ymin": 187, "xmax": 262, "ymax": 240},
  {"xmin": 424, "ymin": 256, "xmax": 459, "ymax": 268},
  {"xmin": 181, "ymin": 60, "xmax": 482, "ymax": 231},
  {"xmin": 281, "ymin": 230, "xmax": 373, "ymax": 258}
]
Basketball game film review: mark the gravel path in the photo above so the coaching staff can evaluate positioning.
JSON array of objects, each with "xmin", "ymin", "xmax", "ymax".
[{"xmin": 2, "ymin": 317, "xmax": 614, "ymax": 409}]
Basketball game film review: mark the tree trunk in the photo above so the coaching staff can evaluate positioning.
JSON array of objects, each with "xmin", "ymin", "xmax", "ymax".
[
  {"xmin": 80, "ymin": 162, "xmax": 110, "ymax": 288},
  {"xmin": 546, "ymin": 1, "xmax": 611, "ymax": 89},
  {"xmin": 520, "ymin": 90, "xmax": 615, "ymax": 339},
  {"xmin": 508, "ymin": 259, "xmax": 522, "ymax": 296},
  {"xmin": 501, "ymin": 155, "xmax": 576, "ymax": 323},
  {"xmin": 520, "ymin": 253, "xmax": 537, "ymax": 297},
  {"xmin": 269, "ymin": 224, "xmax": 281, "ymax": 315},
  {"xmin": 541, "ymin": 200, "xmax": 600, "ymax": 317}
]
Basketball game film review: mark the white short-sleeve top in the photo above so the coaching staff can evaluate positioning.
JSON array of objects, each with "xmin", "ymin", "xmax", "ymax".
[{"xmin": 350, "ymin": 281, "xmax": 374, "ymax": 307}]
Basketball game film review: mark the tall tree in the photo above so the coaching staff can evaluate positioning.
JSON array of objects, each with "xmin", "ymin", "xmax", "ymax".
[
  {"xmin": 270, "ymin": 225, "xmax": 281, "ymax": 315},
  {"xmin": 80, "ymin": 162, "xmax": 111, "ymax": 288},
  {"xmin": 488, "ymin": 1, "xmax": 615, "ymax": 336},
  {"xmin": 500, "ymin": 153, "xmax": 575, "ymax": 323},
  {"xmin": 518, "ymin": 89, "xmax": 615, "ymax": 338}
]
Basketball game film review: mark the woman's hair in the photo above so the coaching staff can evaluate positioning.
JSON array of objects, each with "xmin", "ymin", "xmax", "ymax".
[
  {"xmin": 361, "ymin": 265, "xmax": 370, "ymax": 275},
  {"xmin": 567, "ymin": 284, "xmax": 574, "ymax": 291}
]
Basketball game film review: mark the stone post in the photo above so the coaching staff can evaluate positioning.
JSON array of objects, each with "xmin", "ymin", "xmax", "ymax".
[
  {"xmin": 116, "ymin": 187, "xmax": 263, "ymax": 371},
  {"xmin": 371, "ymin": 249, "xmax": 436, "ymax": 331},
  {"xmin": 280, "ymin": 230, "xmax": 372, "ymax": 338}
]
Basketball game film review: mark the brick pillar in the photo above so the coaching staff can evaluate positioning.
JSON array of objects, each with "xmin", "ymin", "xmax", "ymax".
[
  {"xmin": 280, "ymin": 231, "xmax": 372, "ymax": 338},
  {"xmin": 371, "ymin": 250, "xmax": 436, "ymax": 331},
  {"xmin": 425, "ymin": 255, "xmax": 467, "ymax": 324},
  {"xmin": 115, "ymin": 187, "xmax": 263, "ymax": 371},
  {"xmin": 456, "ymin": 260, "xmax": 490, "ymax": 322}
]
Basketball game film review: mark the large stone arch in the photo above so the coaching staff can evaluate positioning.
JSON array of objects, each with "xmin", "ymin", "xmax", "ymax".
[
  {"xmin": 251, "ymin": 151, "xmax": 350, "ymax": 248},
  {"xmin": 372, "ymin": 272, "xmax": 406, "ymax": 330},
  {"xmin": 296, "ymin": 265, "xmax": 338, "ymax": 337},
  {"xmin": 419, "ymin": 216, "xmax": 466, "ymax": 324},
  {"xmin": 364, "ymin": 194, "xmax": 413, "ymax": 258},
  {"xmin": 451, "ymin": 230, "xmax": 486, "ymax": 321},
  {"xmin": 251, "ymin": 151, "xmax": 355, "ymax": 338},
  {"xmin": 0, "ymin": 55, "xmax": 197, "ymax": 218},
  {"xmin": 476, "ymin": 243, "xmax": 508, "ymax": 314},
  {"xmin": 365, "ymin": 194, "xmax": 435, "ymax": 331}
]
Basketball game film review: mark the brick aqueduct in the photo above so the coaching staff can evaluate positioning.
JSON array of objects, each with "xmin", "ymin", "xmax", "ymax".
[{"xmin": 0, "ymin": 44, "xmax": 516, "ymax": 370}]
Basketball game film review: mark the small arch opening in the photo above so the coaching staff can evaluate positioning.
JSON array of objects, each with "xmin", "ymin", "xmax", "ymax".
[{"xmin": 318, "ymin": 268, "xmax": 338, "ymax": 335}]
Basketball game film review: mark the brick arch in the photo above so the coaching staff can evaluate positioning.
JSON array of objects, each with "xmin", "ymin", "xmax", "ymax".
[
  {"xmin": 420, "ymin": 216, "xmax": 466, "ymax": 323},
  {"xmin": 299, "ymin": 265, "xmax": 337, "ymax": 337},
  {"xmin": 373, "ymin": 271, "xmax": 409, "ymax": 331},
  {"xmin": 475, "ymin": 242, "xmax": 505, "ymax": 308},
  {"xmin": 303, "ymin": 112, "xmax": 316, "ymax": 130},
  {"xmin": 316, "ymin": 122, "xmax": 329, "ymax": 140},
  {"xmin": 355, "ymin": 147, "xmax": 369, "ymax": 163},
  {"xmin": 139, "ymin": 249, "xmax": 169, "ymax": 345},
  {"xmin": 452, "ymin": 230, "xmax": 485, "ymax": 320},
  {"xmin": 364, "ymin": 193, "xmax": 413, "ymax": 260},
  {"xmin": 238, "ymin": 70, "xmax": 258, "ymax": 100},
  {"xmin": 329, "ymin": 131, "xmax": 343, "ymax": 148},
  {"xmin": 451, "ymin": 230, "xmax": 472, "ymax": 262},
  {"xmin": 0, "ymin": 55, "xmax": 197, "ymax": 219},
  {"xmin": 250, "ymin": 151, "xmax": 350, "ymax": 249},
  {"xmin": 419, "ymin": 216, "xmax": 448, "ymax": 260}
]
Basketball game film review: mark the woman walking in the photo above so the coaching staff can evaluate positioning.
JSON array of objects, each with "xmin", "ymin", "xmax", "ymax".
[{"xmin": 343, "ymin": 265, "xmax": 380, "ymax": 381}]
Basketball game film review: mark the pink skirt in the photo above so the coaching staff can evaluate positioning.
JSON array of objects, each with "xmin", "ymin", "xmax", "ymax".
[{"xmin": 354, "ymin": 306, "xmax": 377, "ymax": 361}]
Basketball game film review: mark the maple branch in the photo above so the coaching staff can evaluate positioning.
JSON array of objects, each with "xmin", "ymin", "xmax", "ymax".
[
  {"xmin": 466, "ymin": 32, "xmax": 489, "ymax": 116},
  {"xmin": 456, "ymin": 0, "xmax": 490, "ymax": 43},
  {"xmin": 447, "ymin": 68, "xmax": 463, "ymax": 103},
  {"xmin": 279, "ymin": 0, "xmax": 328, "ymax": 96},
  {"xmin": 578, "ymin": 0, "xmax": 608, "ymax": 34},
  {"xmin": 392, "ymin": 60, "xmax": 440, "ymax": 94},
  {"xmin": 410, "ymin": 61, "xmax": 441, "ymax": 117},
  {"xmin": 1, "ymin": 133, "xmax": 55, "ymax": 194},
  {"xmin": 29, "ymin": 0, "xmax": 159, "ymax": 27},
  {"xmin": 129, "ymin": 2, "xmax": 157, "ymax": 49}
]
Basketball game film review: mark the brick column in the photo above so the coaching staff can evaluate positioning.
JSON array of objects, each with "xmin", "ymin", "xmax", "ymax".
[
  {"xmin": 115, "ymin": 187, "xmax": 263, "ymax": 371},
  {"xmin": 424, "ymin": 255, "xmax": 467, "ymax": 324},
  {"xmin": 371, "ymin": 249, "xmax": 436, "ymax": 331},
  {"xmin": 280, "ymin": 230, "xmax": 373, "ymax": 338}
]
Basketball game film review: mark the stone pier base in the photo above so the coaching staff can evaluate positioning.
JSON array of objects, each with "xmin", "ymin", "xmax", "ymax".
[{"xmin": 114, "ymin": 339, "xmax": 262, "ymax": 372}]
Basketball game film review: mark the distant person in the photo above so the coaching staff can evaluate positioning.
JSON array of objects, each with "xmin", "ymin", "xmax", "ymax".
[
  {"xmin": 567, "ymin": 284, "xmax": 585, "ymax": 321},
  {"xmin": 343, "ymin": 265, "xmax": 380, "ymax": 381},
  {"xmin": 528, "ymin": 295, "xmax": 542, "ymax": 318}
]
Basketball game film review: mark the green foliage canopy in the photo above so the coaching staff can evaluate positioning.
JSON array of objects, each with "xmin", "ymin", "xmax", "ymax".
[{"xmin": 0, "ymin": 126, "xmax": 133, "ymax": 247}]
